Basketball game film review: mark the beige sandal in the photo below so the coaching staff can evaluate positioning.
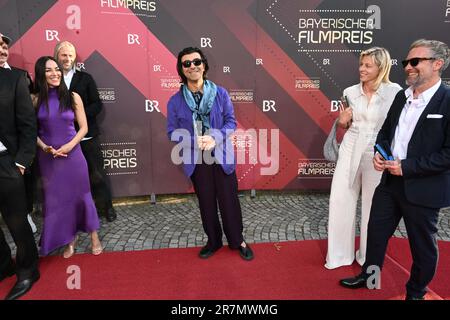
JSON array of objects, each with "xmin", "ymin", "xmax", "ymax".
[
  {"xmin": 63, "ymin": 236, "xmax": 78, "ymax": 258},
  {"xmin": 91, "ymin": 243, "xmax": 103, "ymax": 256}
]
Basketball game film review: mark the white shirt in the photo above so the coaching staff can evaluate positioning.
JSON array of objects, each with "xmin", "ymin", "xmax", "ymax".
[
  {"xmin": 392, "ymin": 80, "xmax": 441, "ymax": 160},
  {"xmin": 64, "ymin": 68, "xmax": 75, "ymax": 89},
  {"xmin": 342, "ymin": 81, "xmax": 402, "ymax": 186},
  {"xmin": 343, "ymin": 81, "xmax": 403, "ymax": 147}
]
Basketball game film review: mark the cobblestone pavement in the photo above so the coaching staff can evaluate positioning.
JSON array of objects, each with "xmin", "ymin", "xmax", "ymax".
[{"xmin": 2, "ymin": 191, "xmax": 450, "ymax": 256}]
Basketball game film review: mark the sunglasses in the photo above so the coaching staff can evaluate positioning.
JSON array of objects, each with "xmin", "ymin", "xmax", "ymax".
[
  {"xmin": 181, "ymin": 58, "xmax": 203, "ymax": 68},
  {"xmin": 401, "ymin": 57, "xmax": 435, "ymax": 68}
]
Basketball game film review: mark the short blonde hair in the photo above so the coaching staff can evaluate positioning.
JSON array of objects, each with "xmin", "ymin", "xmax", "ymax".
[
  {"xmin": 360, "ymin": 46, "xmax": 392, "ymax": 89},
  {"xmin": 54, "ymin": 41, "xmax": 77, "ymax": 60}
]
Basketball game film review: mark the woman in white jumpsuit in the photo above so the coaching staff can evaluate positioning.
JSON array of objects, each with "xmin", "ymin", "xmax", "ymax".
[{"xmin": 325, "ymin": 47, "xmax": 402, "ymax": 269}]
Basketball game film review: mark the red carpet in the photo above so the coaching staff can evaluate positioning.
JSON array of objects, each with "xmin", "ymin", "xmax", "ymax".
[
  {"xmin": 386, "ymin": 239, "xmax": 450, "ymax": 300},
  {"xmin": 0, "ymin": 238, "xmax": 448, "ymax": 300}
]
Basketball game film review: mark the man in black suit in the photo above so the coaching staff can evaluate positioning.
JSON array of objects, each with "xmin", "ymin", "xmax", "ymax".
[
  {"xmin": 0, "ymin": 33, "xmax": 38, "ymax": 233},
  {"xmin": 339, "ymin": 39, "xmax": 450, "ymax": 300},
  {"xmin": 0, "ymin": 34, "xmax": 39, "ymax": 300},
  {"xmin": 0, "ymin": 34, "xmax": 33, "ymax": 90},
  {"xmin": 54, "ymin": 41, "xmax": 117, "ymax": 222}
]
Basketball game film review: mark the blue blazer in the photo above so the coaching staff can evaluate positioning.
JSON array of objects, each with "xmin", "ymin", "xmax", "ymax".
[
  {"xmin": 167, "ymin": 85, "xmax": 237, "ymax": 177},
  {"xmin": 376, "ymin": 84, "xmax": 450, "ymax": 208}
]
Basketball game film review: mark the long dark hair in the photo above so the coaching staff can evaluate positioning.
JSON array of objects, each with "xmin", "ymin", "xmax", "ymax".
[
  {"xmin": 176, "ymin": 47, "xmax": 209, "ymax": 84},
  {"xmin": 34, "ymin": 56, "xmax": 74, "ymax": 112}
]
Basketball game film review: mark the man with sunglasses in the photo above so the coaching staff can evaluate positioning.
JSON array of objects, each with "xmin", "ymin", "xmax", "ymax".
[
  {"xmin": 339, "ymin": 39, "xmax": 450, "ymax": 300},
  {"xmin": 167, "ymin": 47, "xmax": 254, "ymax": 261}
]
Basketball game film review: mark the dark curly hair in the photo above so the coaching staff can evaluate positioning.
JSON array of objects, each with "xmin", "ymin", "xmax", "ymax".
[{"xmin": 176, "ymin": 47, "xmax": 209, "ymax": 84}]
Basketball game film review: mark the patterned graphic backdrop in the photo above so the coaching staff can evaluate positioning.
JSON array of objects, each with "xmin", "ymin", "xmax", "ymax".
[{"xmin": 1, "ymin": 0, "xmax": 449, "ymax": 196}]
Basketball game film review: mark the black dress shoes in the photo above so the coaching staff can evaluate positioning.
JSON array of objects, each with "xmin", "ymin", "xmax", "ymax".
[
  {"xmin": 106, "ymin": 207, "xmax": 117, "ymax": 222},
  {"xmin": 199, "ymin": 246, "xmax": 219, "ymax": 259},
  {"xmin": 0, "ymin": 264, "xmax": 15, "ymax": 282},
  {"xmin": 405, "ymin": 294, "xmax": 425, "ymax": 300},
  {"xmin": 339, "ymin": 273, "xmax": 368, "ymax": 289},
  {"xmin": 238, "ymin": 244, "xmax": 254, "ymax": 261},
  {"xmin": 4, "ymin": 271, "xmax": 40, "ymax": 300}
]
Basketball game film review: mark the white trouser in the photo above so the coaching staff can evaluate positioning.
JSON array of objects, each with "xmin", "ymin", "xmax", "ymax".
[{"xmin": 325, "ymin": 147, "xmax": 382, "ymax": 269}]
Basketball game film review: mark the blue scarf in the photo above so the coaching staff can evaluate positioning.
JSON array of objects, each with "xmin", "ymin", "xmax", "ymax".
[{"xmin": 182, "ymin": 80, "xmax": 217, "ymax": 135}]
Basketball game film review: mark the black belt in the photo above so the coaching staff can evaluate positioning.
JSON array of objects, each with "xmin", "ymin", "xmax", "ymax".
[{"xmin": 0, "ymin": 150, "xmax": 9, "ymax": 156}]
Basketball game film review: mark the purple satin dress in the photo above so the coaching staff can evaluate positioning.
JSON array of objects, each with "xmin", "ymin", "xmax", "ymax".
[{"xmin": 37, "ymin": 89, "xmax": 99, "ymax": 256}]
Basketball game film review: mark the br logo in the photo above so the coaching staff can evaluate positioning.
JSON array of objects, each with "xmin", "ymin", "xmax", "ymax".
[
  {"xmin": 145, "ymin": 100, "xmax": 160, "ymax": 112},
  {"xmin": 262, "ymin": 100, "xmax": 277, "ymax": 112},
  {"xmin": 45, "ymin": 30, "xmax": 60, "ymax": 42},
  {"xmin": 128, "ymin": 34, "xmax": 140, "ymax": 45},
  {"xmin": 200, "ymin": 38, "xmax": 212, "ymax": 48}
]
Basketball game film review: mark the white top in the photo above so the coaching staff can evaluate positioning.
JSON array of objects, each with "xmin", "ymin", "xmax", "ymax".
[
  {"xmin": 391, "ymin": 80, "xmax": 441, "ymax": 160},
  {"xmin": 341, "ymin": 81, "xmax": 402, "ymax": 186}
]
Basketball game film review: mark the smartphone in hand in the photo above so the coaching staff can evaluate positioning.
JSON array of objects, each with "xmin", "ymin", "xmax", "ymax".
[
  {"xmin": 339, "ymin": 95, "xmax": 350, "ymax": 111},
  {"xmin": 375, "ymin": 143, "xmax": 394, "ymax": 160}
]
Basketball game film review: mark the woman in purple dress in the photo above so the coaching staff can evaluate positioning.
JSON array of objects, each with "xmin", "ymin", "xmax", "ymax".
[{"xmin": 32, "ymin": 56, "xmax": 102, "ymax": 258}]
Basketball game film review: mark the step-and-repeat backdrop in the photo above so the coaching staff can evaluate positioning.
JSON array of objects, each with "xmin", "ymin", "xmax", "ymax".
[{"xmin": 1, "ymin": 0, "xmax": 449, "ymax": 196}]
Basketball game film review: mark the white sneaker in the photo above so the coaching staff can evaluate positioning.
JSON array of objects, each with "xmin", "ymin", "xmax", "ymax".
[{"xmin": 27, "ymin": 214, "xmax": 37, "ymax": 233}]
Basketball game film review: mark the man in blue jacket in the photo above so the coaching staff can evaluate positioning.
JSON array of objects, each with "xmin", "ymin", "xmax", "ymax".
[{"xmin": 167, "ymin": 47, "xmax": 253, "ymax": 261}]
